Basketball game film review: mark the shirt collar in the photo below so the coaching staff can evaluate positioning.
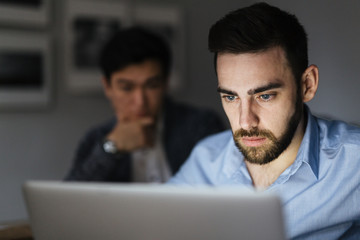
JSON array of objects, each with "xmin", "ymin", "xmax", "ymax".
[
  {"xmin": 292, "ymin": 105, "xmax": 320, "ymax": 179},
  {"xmin": 222, "ymin": 139, "xmax": 252, "ymax": 185}
]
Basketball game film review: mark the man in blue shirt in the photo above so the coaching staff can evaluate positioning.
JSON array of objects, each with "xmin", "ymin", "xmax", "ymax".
[{"xmin": 169, "ymin": 2, "xmax": 360, "ymax": 239}]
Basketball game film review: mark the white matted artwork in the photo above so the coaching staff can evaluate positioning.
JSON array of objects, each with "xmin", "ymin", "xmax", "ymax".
[
  {"xmin": 133, "ymin": 4, "xmax": 185, "ymax": 92},
  {"xmin": 64, "ymin": 0, "xmax": 131, "ymax": 93},
  {"xmin": 0, "ymin": 0, "xmax": 50, "ymax": 27},
  {"xmin": 0, "ymin": 31, "xmax": 52, "ymax": 109}
]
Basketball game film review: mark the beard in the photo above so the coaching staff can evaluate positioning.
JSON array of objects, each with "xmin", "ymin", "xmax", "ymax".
[{"xmin": 233, "ymin": 93, "xmax": 303, "ymax": 165}]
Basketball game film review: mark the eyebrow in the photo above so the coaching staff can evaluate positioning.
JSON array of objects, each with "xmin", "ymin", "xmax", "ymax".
[
  {"xmin": 146, "ymin": 75, "xmax": 164, "ymax": 82},
  {"xmin": 115, "ymin": 75, "xmax": 164, "ymax": 84},
  {"xmin": 217, "ymin": 87, "xmax": 237, "ymax": 96},
  {"xmin": 115, "ymin": 79, "xmax": 133, "ymax": 84},
  {"xmin": 217, "ymin": 82, "xmax": 283, "ymax": 96},
  {"xmin": 247, "ymin": 82, "xmax": 283, "ymax": 95}
]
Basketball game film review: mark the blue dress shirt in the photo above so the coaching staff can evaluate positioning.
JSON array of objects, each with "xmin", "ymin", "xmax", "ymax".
[{"xmin": 169, "ymin": 108, "xmax": 360, "ymax": 239}]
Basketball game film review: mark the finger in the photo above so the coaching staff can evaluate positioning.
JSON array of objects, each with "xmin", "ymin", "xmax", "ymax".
[
  {"xmin": 116, "ymin": 112, "xmax": 129, "ymax": 123},
  {"xmin": 138, "ymin": 117, "xmax": 155, "ymax": 126}
]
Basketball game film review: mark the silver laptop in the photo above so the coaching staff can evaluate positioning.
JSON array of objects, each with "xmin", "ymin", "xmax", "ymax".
[{"xmin": 23, "ymin": 181, "xmax": 286, "ymax": 240}]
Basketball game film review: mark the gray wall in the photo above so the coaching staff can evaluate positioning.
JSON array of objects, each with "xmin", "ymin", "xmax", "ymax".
[{"xmin": 1, "ymin": 0, "xmax": 359, "ymax": 222}]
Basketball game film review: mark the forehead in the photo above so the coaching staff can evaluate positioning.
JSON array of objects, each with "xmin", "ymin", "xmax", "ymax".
[
  {"xmin": 216, "ymin": 47, "xmax": 295, "ymax": 92},
  {"xmin": 111, "ymin": 60, "xmax": 163, "ymax": 83}
]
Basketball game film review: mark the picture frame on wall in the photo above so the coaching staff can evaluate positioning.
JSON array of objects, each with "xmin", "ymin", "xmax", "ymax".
[
  {"xmin": 133, "ymin": 4, "xmax": 185, "ymax": 92},
  {"xmin": 0, "ymin": 31, "xmax": 52, "ymax": 109},
  {"xmin": 64, "ymin": 0, "xmax": 131, "ymax": 93},
  {"xmin": 0, "ymin": 0, "xmax": 50, "ymax": 27}
]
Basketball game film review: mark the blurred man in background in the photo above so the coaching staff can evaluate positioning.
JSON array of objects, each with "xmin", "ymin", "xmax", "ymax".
[{"xmin": 66, "ymin": 27, "xmax": 225, "ymax": 182}]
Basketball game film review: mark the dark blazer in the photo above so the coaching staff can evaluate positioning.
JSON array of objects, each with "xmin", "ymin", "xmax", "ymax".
[{"xmin": 65, "ymin": 98, "xmax": 225, "ymax": 182}]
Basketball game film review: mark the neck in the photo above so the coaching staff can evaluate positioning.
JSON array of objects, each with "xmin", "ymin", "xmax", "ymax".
[{"xmin": 246, "ymin": 116, "xmax": 306, "ymax": 189}]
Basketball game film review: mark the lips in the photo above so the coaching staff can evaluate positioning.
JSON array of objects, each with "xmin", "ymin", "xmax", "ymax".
[{"xmin": 241, "ymin": 137, "xmax": 267, "ymax": 147}]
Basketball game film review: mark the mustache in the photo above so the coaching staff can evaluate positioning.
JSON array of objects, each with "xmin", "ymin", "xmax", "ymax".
[{"xmin": 234, "ymin": 128, "xmax": 277, "ymax": 142}]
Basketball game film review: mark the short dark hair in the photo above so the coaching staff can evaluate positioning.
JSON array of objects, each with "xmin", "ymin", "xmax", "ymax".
[
  {"xmin": 208, "ymin": 2, "xmax": 308, "ymax": 82},
  {"xmin": 100, "ymin": 26, "xmax": 172, "ymax": 82}
]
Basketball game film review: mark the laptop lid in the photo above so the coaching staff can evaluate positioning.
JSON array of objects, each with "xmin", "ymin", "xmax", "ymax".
[{"xmin": 23, "ymin": 181, "xmax": 286, "ymax": 240}]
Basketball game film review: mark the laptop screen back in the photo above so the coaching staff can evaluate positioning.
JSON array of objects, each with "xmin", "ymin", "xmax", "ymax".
[{"xmin": 23, "ymin": 181, "xmax": 286, "ymax": 240}]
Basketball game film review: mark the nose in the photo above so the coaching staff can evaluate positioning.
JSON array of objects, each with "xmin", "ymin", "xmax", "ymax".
[
  {"xmin": 239, "ymin": 100, "xmax": 259, "ymax": 130},
  {"xmin": 132, "ymin": 88, "xmax": 146, "ymax": 109}
]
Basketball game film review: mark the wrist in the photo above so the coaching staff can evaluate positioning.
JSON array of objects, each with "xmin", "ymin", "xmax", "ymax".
[
  {"xmin": 102, "ymin": 139, "xmax": 130, "ymax": 158},
  {"xmin": 103, "ymin": 139, "xmax": 118, "ymax": 154}
]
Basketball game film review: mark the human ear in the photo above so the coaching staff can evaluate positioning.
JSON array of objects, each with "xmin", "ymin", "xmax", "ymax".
[{"xmin": 301, "ymin": 64, "xmax": 319, "ymax": 102}]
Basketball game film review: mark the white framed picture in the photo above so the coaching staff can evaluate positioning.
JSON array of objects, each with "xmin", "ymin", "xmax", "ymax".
[
  {"xmin": 133, "ymin": 4, "xmax": 185, "ymax": 92},
  {"xmin": 0, "ymin": 0, "xmax": 50, "ymax": 27},
  {"xmin": 64, "ymin": 0, "xmax": 131, "ymax": 93},
  {"xmin": 0, "ymin": 31, "xmax": 52, "ymax": 109}
]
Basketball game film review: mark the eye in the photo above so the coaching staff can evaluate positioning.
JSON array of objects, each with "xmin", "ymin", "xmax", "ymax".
[
  {"xmin": 117, "ymin": 84, "xmax": 134, "ymax": 92},
  {"xmin": 222, "ymin": 95, "xmax": 238, "ymax": 102},
  {"xmin": 258, "ymin": 93, "xmax": 275, "ymax": 102},
  {"xmin": 145, "ymin": 80, "xmax": 163, "ymax": 89}
]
